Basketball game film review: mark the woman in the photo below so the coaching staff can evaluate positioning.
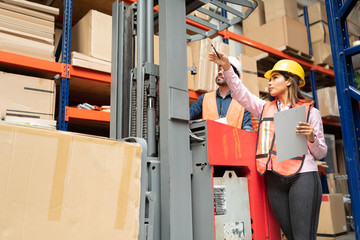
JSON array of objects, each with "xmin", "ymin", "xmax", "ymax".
[{"xmin": 209, "ymin": 52, "xmax": 328, "ymax": 240}]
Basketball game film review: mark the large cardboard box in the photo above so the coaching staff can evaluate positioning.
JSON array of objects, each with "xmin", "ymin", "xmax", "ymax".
[
  {"xmin": 0, "ymin": 123, "xmax": 142, "ymax": 240},
  {"xmin": 317, "ymin": 86, "xmax": 339, "ymax": 117},
  {"xmin": 299, "ymin": 2, "xmax": 327, "ymax": 25},
  {"xmin": 264, "ymin": 0, "xmax": 298, "ymax": 23},
  {"xmin": 242, "ymin": 0, "xmax": 265, "ymax": 35},
  {"xmin": 238, "ymin": 54, "xmax": 259, "ymax": 97},
  {"xmin": 243, "ymin": 16, "xmax": 309, "ymax": 58},
  {"xmin": 310, "ymin": 22, "xmax": 330, "ymax": 44},
  {"xmin": 312, "ymin": 41, "xmax": 333, "ymax": 66},
  {"xmin": 0, "ymin": 71, "xmax": 56, "ymax": 120},
  {"xmin": 318, "ymin": 194, "xmax": 347, "ymax": 236},
  {"xmin": 71, "ymin": 10, "xmax": 112, "ymax": 62},
  {"xmin": 187, "ymin": 39, "xmax": 229, "ymax": 92}
]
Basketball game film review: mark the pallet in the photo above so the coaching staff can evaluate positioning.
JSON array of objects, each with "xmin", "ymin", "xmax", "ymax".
[{"xmin": 252, "ymin": 45, "xmax": 314, "ymax": 63}]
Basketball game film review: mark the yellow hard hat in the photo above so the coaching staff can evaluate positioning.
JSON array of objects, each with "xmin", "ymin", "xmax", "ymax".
[{"xmin": 264, "ymin": 59, "xmax": 305, "ymax": 88}]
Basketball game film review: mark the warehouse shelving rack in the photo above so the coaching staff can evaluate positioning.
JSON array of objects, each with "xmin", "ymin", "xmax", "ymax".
[
  {"xmin": 0, "ymin": 0, "xmax": 337, "ymax": 130},
  {"xmin": 325, "ymin": 0, "xmax": 360, "ymax": 238},
  {"xmin": 0, "ymin": 0, "xmax": 358, "ymax": 237}
]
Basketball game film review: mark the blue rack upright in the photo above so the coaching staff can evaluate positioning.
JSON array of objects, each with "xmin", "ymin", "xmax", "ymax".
[{"xmin": 325, "ymin": 0, "xmax": 360, "ymax": 238}]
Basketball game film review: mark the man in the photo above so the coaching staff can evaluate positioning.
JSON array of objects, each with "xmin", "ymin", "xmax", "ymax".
[{"xmin": 190, "ymin": 56, "xmax": 253, "ymax": 131}]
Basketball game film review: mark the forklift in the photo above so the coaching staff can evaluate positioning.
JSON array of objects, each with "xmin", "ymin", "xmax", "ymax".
[{"xmin": 110, "ymin": 0, "xmax": 281, "ymax": 239}]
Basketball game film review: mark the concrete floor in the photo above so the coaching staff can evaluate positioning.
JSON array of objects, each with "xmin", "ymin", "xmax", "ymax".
[{"xmin": 317, "ymin": 231, "xmax": 356, "ymax": 240}]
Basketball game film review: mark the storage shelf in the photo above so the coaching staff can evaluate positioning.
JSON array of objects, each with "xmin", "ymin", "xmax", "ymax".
[
  {"xmin": 65, "ymin": 106, "xmax": 110, "ymax": 122},
  {"xmin": 0, "ymin": 51, "xmax": 110, "ymax": 83},
  {"xmin": 0, "ymin": 1, "xmax": 337, "ymax": 129}
]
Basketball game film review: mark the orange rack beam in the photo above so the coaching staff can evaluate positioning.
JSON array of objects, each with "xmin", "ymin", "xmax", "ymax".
[
  {"xmin": 65, "ymin": 106, "xmax": 110, "ymax": 122},
  {"xmin": 0, "ymin": 51, "xmax": 111, "ymax": 83}
]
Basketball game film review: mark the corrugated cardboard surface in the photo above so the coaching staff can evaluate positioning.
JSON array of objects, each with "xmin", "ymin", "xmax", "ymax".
[
  {"xmin": 0, "ymin": 123, "xmax": 142, "ymax": 240},
  {"xmin": 0, "ymin": 71, "xmax": 55, "ymax": 120},
  {"xmin": 244, "ymin": 16, "xmax": 308, "ymax": 58},
  {"xmin": 71, "ymin": 10, "xmax": 112, "ymax": 62},
  {"xmin": 317, "ymin": 86, "xmax": 339, "ymax": 117},
  {"xmin": 71, "ymin": 51, "xmax": 111, "ymax": 73},
  {"xmin": 324, "ymin": 134, "xmax": 338, "ymax": 174},
  {"xmin": 312, "ymin": 41, "xmax": 333, "ymax": 66},
  {"xmin": 242, "ymin": 0, "xmax": 265, "ymax": 35},
  {"xmin": 187, "ymin": 39, "xmax": 229, "ymax": 92},
  {"xmin": 318, "ymin": 194, "xmax": 347, "ymax": 235},
  {"xmin": 237, "ymin": 54, "xmax": 259, "ymax": 97},
  {"xmin": 0, "ymin": 32, "xmax": 54, "ymax": 61},
  {"xmin": 264, "ymin": 0, "xmax": 298, "ymax": 23},
  {"xmin": 310, "ymin": 22, "xmax": 330, "ymax": 44},
  {"xmin": 299, "ymin": 2, "xmax": 327, "ymax": 25},
  {"xmin": 258, "ymin": 77, "xmax": 268, "ymax": 94}
]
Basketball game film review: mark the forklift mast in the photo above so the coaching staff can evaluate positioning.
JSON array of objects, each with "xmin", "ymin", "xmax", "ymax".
[{"xmin": 110, "ymin": 1, "xmax": 280, "ymax": 239}]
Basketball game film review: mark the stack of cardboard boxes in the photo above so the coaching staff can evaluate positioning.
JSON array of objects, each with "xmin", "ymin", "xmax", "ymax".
[
  {"xmin": 0, "ymin": 0, "xmax": 58, "ymax": 128},
  {"xmin": 243, "ymin": 0, "xmax": 309, "ymax": 59},
  {"xmin": 298, "ymin": 2, "xmax": 333, "ymax": 66},
  {"xmin": 0, "ymin": 0, "xmax": 58, "ymax": 61},
  {"xmin": 71, "ymin": 10, "xmax": 112, "ymax": 73}
]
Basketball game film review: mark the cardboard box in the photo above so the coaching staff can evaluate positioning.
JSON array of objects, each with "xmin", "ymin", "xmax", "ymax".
[
  {"xmin": 258, "ymin": 77, "xmax": 269, "ymax": 94},
  {"xmin": 299, "ymin": 2, "xmax": 327, "ymax": 25},
  {"xmin": 0, "ymin": 123, "xmax": 142, "ymax": 240},
  {"xmin": 0, "ymin": 71, "xmax": 56, "ymax": 120},
  {"xmin": 264, "ymin": 0, "xmax": 298, "ymax": 23},
  {"xmin": 71, "ymin": 51, "xmax": 111, "ymax": 73},
  {"xmin": 242, "ymin": 0, "xmax": 265, "ymax": 35},
  {"xmin": 0, "ymin": 32, "xmax": 54, "ymax": 61},
  {"xmin": 187, "ymin": 39, "xmax": 229, "ymax": 92},
  {"xmin": 71, "ymin": 10, "xmax": 112, "ymax": 62},
  {"xmin": 336, "ymin": 140, "xmax": 347, "ymax": 175},
  {"xmin": 318, "ymin": 194, "xmax": 347, "ymax": 236},
  {"xmin": 317, "ymin": 86, "xmax": 339, "ymax": 117},
  {"xmin": 312, "ymin": 41, "xmax": 333, "ymax": 66},
  {"xmin": 324, "ymin": 134, "xmax": 338, "ymax": 174},
  {"xmin": 238, "ymin": 54, "xmax": 259, "ymax": 97},
  {"xmin": 310, "ymin": 22, "xmax": 330, "ymax": 44},
  {"xmin": 243, "ymin": 16, "xmax": 309, "ymax": 58}
]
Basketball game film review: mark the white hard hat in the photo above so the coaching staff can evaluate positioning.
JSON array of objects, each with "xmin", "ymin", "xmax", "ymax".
[{"xmin": 228, "ymin": 56, "xmax": 242, "ymax": 75}]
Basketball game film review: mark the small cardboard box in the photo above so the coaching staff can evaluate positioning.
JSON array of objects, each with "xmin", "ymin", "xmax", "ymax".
[
  {"xmin": 243, "ymin": 16, "xmax": 309, "ymax": 58},
  {"xmin": 242, "ymin": 0, "xmax": 265, "ymax": 35},
  {"xmin": 264, "ymin": 0, "xmax": 298, "ymax": 23},
  {"xmin": 0, "ymin": 71, "xmax": 55, "ymax": 120},
  {"xmin": 0, "ymin": 123, "xmax": 142, "ymax": 240},
  {"xmin": 71, "ymin": 10, "xmax": 112, "ymax": 62},
  {"xmin": 317, "ymin": 86, "xmax": 339, "ymax": 117},
  {"xmin": 318, "ymin": 194, "xmax": 347, "ymax": 236},
  {"xmin": 299, "ymin": 2, "xmax": 328, "ymax": 25},
  {"xmin": 310, "ymin": 22, "xmax": 330, "ymax": 44}
]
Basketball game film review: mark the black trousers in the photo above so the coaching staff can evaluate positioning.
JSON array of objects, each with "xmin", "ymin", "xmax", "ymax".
[{"xmin": 266, "ymin": 171, "xmax": 322, "ymax": 240}]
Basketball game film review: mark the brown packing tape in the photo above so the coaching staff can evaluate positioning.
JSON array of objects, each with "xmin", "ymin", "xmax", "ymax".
[
  {"xmin": 48, "ymin": 135, "xmax": 71, "ymax": 220},
  {"xmin": 114, "ymin": 146, "xmax": 142, "ymax": 230}
]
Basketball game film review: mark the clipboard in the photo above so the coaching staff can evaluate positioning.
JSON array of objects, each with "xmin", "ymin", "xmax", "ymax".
[{"xmin": 274, "ymin": 105, "xmax": 308, "ymax": 162}]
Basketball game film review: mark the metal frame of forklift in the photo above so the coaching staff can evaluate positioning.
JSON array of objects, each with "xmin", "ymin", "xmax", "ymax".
[{"xmin": 110, "ymin": 0, "xmax": 282, "ymax": 239}]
